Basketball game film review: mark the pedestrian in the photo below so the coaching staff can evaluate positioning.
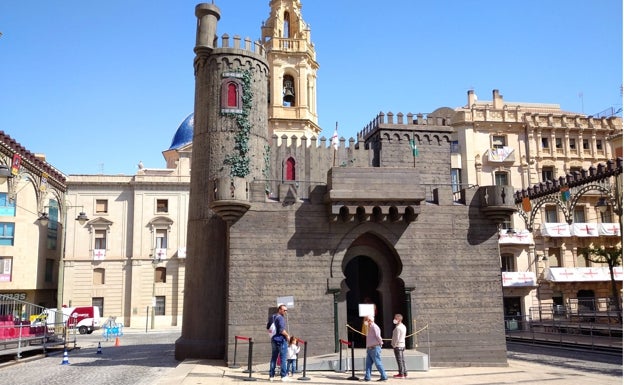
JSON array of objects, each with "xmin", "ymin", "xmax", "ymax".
[
  {"xmin": 286, "ymin": 336, "xmax": 300, "ymax": 376},
  {"xmin": 391, "ymin": 313, "xmax": 408, "ymax": 378},
  {"xmin": 364, "ymin": 315, "xmax": 388, "ymax": 382},
  {"xmin": 267, "ymin": 304, "xmax": 290, "ymax": 382}
]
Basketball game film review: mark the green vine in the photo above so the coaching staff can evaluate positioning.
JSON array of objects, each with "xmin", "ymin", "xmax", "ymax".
[
  {"xmin": 263, "ymin": 144, "xmax": 271, "ymax": 193},
  {"xmin": 223, "ymin": 70, "xmax": 253, "ymax": 177}
]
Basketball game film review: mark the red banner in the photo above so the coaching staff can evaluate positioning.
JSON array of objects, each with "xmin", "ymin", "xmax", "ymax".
[{"xmin": 11, "ymin": 153, "xmax": 21, "ymax": 176}]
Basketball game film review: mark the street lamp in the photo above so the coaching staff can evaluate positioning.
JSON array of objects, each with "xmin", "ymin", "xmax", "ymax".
[
  {"xmin": 38, "ymin": 210, "xmax": 89, "ymax": 227},
  {"xmin": 0, "ymin": 165, "xmax": 13, "ymax": 182}
]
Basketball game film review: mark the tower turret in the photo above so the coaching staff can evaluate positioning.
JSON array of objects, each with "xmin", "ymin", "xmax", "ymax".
[
  {"xmin": 262, "ymin": 0, "xmax": 320, "ymax": 142},
  {"xmin": 176, "ymin": 2, "xmax": 269, "ymax": 361}
]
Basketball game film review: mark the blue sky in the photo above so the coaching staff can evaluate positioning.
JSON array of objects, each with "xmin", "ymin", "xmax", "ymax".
[{"xmin": 1, "ymin": 0, "xmax": 621, "ymax": 175}]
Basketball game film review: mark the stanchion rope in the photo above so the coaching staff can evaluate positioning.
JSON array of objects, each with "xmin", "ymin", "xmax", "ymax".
[{"xmin": 345, "ymin": 323, "xmax": 428, "ymax": 341}]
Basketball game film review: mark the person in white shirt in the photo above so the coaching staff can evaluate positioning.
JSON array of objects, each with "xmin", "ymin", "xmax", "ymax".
[
  {"xmin": 286, "ymin": 336, "xmax": 300, "ymax": 376},
  {"xmin": 391, "ymin": 314, "xmax": 408, "ymax": 378}
]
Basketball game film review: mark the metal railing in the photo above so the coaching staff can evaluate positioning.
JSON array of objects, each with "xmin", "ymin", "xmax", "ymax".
[{"xmin": 0, "ymin": 294, "xmax": 68, "ymax": 358}]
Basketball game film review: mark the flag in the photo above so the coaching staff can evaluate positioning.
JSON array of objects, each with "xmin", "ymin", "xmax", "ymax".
[
  {"xmin": 409, "ymin": 133, "xmax": 419, "ymax": 156},
  {"xmin": 522, "ymin": 196, "xmax": 531, "ymax": 212},
  {"xmin": 331, "ymin": 124, "xmax": 339, "ymax": 150},
  {"xmin": 560, "ymin": 186, "xmax": 570, "ymax": 202},
  {"xmin": 11, "ymin": 153, "xmax": 21, "ymax": 176}
]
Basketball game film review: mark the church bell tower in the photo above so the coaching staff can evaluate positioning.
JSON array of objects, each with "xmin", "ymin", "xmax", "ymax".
[{"xmin": 262, "ymin": 0, "xmax": 320, "ymax": 141}]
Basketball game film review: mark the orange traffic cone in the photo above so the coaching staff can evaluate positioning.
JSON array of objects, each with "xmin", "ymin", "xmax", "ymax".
[{"xmin": 114, "ymin": 337, "xmax": 120, "ymax": 347}]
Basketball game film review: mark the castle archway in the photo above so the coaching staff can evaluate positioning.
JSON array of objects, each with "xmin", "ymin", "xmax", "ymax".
[{"xmin": 341, "ymin": 232, "xmax": 406, "ymax": 347}]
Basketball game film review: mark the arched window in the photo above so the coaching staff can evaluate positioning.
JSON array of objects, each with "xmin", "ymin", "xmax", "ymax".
[
  {"xmin": 227, "ymin": 83, "xmax": 238, "ymax": 107},
  {"xmin": 220, "ymin": 75, "xmax": 243, "ymax": 113},
  {"xmin": 154, "ymin": 267, "xmax": 167, "ymax": 283},
  {"xmin": 285, "ymin": 157, "xmax": 296, "ymax": 181},
  {"xmin": 283, "ymin": 11, "xmax": 290, "ymax": 38},
  {"xmin": 283, "ymin": 75, "xmax": 295, "ymax": 107}
]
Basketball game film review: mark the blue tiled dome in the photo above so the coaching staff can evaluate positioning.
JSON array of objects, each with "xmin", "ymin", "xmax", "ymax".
[{"xmin": 168, "ymin": 113, "xmax": 194, "ymax": 150}]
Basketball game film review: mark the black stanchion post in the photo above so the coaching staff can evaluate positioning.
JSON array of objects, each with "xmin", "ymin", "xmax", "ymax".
[
  {"xmin": 347, "ymin": 339, "xmax": 358, "ymax": 381},
  {"xmin": 243, "ymin": 338, "xmax": 257, "ymax": 382},
  {"xmin": 339, "ymin": 340, "xmax": 343, "ymax": 372},
  {"xmin": 297, "ymin": 340, "xmax": 310, "ymax": 381},
  {"xmin": 229, "ymin": 337, "xmax": 240, "ymax": 369}
]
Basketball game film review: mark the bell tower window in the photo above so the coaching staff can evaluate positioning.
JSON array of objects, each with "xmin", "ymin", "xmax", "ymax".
[
  {"xmin": 283, "ymin": 11, "xmax": 291, "ymax": 38},
  {"xmin": 283, "ymin": 75, "xmax": 295, "ymax": 107}
]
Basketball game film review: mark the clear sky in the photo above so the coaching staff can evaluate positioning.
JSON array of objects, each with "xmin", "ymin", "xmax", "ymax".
[{"xmin": 1, "ymin": 0, "xmax": 622, "ymax": 175}]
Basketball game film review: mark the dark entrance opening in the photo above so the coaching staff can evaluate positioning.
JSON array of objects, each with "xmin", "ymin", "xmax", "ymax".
[{"xmin": 345, "ymin": 256, "xmax": 381, "ymax": 348}]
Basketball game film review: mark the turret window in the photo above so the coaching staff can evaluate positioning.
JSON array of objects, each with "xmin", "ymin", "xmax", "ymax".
[
  {"xmin": 285, "ymin": 157, "xmax": 296, "ymax": 181},
  {"xmin": 220, "ymin": 73, "xmax": 244, "ymax": 114}
]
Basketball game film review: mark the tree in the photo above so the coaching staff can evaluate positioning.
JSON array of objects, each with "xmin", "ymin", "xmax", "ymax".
[{"xmin": 579, "ymin": 246, "xmax": 622, "ymax": 324}]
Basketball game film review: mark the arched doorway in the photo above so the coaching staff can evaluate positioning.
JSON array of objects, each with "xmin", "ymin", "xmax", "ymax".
[{"xmin": 342, "ymin": 232, "xmax": 406, "ymax": 347}]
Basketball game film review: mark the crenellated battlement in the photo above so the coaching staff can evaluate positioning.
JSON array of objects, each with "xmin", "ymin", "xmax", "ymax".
[
  {"xmin": 359, "ymin": 111, "xmax": 454, "ymax": 139},
  {"xmin": 212, "ymin": 34, "xmax": 266, "ymax": 58}
]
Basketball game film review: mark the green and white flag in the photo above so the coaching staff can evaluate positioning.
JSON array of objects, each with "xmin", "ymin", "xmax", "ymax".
[{"xmin": 409, "ymin": 134, "xmax": 419, "ymax": 156}]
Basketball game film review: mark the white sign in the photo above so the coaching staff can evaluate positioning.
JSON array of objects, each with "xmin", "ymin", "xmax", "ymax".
[
  {"xmin": 359, "ymin": 304, "xmax": 375, "ymax": 317},
  {"xmin": 277, "ymin": 296, "xmax": 294, "ymax": 309}
]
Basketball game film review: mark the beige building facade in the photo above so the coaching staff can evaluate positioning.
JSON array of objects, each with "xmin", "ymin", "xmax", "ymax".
[
  {"xmin": 62, "ymin": 134, "xmax": 191, "ymax": 328},
  {"xmin": 0, "ymin": 131, "xmax": 67, "ymax": 311},
  {"xmin": 452, "ymin": 89, "xmax": 622, "ymax": 324}
]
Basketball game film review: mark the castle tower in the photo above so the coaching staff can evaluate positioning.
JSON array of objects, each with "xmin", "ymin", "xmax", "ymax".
[
  {"xmin": 262, "ymin": 0, "xmax": 320, "ymax": 141},
  {"xmin": 175, "ymin": 3, "xmax": 269, "ymax": 360}
]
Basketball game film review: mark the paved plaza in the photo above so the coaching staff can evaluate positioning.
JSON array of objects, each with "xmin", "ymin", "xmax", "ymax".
[{"xmin": 0, "ymin": 329, "xmax": 620, "ymax": 385}]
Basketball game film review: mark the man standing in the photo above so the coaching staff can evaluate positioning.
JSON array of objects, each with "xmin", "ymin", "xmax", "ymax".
[
  {"xmin": 391, "ymin": 314, "xmax": 408, "ymax": 378},
  {"xmin": 364, "ymin": 315, "xmax": 388, "ymax": 382},
  {"xmin": 267, "ymin": 304, "xmax": 290, "ymax": 382}
]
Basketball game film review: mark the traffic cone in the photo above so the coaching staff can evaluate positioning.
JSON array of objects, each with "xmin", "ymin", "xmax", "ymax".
[
  {"xmin": 61, "ymin": 349, "xmax": 70, "ymax": 365},
  {"xmin": 114, "ymin": 337, "xmax": 120, "ymax": 347},
  {"xmin": 96, "ymin": 342, "xmax": 103, "ymax": 354}
]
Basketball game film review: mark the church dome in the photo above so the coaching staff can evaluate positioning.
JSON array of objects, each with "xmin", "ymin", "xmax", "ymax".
[{"xmin": 168, "ymin": 113, "xmax": 194, "ymax": 150}]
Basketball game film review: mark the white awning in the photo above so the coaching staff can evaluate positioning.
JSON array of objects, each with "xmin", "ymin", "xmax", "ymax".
[
  {"xmin": 545, "ymin": 267, "xmax": 623, "ymax": 282},
  {"xmin": 499, "ymin": 229, "xmax": 534, "ymax": 245},
  {"xmin": 502, "ymin": 271, "xmax": 537, "ymax": 287}
]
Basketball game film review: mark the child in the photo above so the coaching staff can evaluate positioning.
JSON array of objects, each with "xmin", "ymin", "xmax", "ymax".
[{"xmin": 286, "ymin": 336, "xmax": 300, "ymax": 376}]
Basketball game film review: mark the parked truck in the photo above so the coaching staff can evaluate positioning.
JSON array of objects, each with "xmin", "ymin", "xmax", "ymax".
[{"xmin": 32, "ymin": 306, "xmax": 101, "ymax": 334}]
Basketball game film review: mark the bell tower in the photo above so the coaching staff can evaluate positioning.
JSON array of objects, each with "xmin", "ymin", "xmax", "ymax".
[{"xmin": 262, "ymin": 0, "xmax": 320, "ymax": 141}]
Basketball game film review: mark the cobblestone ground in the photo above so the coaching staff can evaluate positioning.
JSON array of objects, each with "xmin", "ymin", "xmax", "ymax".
[{"xmin": 0, "ymin": 329, "xmax": 180, "ymax": 385}]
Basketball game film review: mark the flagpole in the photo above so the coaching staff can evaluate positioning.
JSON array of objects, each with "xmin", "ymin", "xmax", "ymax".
[{"xmin": 333, "ymin": 122, "xmax": 338, "ymax": 167}]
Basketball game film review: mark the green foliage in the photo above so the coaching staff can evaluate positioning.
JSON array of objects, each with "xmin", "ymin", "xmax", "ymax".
[
  {"xmin": 579, "ymin": 246, "xmax": 622, "ymax": 267},
  {"xmin": 223, "ymin": 70, "xmax": 253, "ymax": 177},
  {"xmin": 263, "ymin": 144, "xmax": 271, "ymax": 193}
]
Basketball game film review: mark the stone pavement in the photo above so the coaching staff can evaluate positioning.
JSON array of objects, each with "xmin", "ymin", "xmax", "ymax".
[{"xmin": 157, "ymin": 358, "xmax": 622, "ymax": 385}]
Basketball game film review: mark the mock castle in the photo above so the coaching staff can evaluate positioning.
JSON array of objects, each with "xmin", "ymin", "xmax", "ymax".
[{"xmin": 175, "ymin": 1, "xmax": 516, "ymax": 366}]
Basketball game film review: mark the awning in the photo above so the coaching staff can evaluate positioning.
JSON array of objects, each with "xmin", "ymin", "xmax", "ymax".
[
  {"xmin": 544, "ymin": 267, "xmax": 623, "ymax": 282},
  {"xmin": 499, "ymin": 229, "xmax": 534, "ymax": 245},
  {"xmin": 502, "ymin": 271, "xmax": 537, "ymax": 287}
]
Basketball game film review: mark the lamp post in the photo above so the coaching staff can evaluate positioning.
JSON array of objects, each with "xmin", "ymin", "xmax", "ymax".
[{"xmin": 38, "ymin": 205, "xmax": 89, "ymax": 336}]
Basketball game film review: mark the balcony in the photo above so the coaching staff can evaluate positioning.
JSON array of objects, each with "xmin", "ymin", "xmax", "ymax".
[
  {"xmin": 544, "ymin": 267, "xmax": 623, "ymax": 282},
  {"xmin": 499, "ymin": 229, "xmax": 534, "ymax": 245},
  {"xmin": 484, "ymin": 147, "xmax": 515, "ymax": 164},
  {"xmin": 502, "ymin": 271, "xmax": 537, "ymax": 287},
  {"xmin": 325, "ymin": 168, "xmax": 425, "ymax": 223},
  {"xmin": 541, "ymin": 222, "xmax": 621, "ymax": 237}
]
